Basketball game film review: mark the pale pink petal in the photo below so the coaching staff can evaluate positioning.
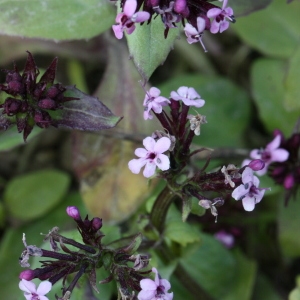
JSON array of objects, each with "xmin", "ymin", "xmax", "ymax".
[
  {"xmin": 267, "ymin": 135, "xmax": 281, "ymax": 151},
  {"xmin": 183, "ymin": 98, "xmax": 205, "ymax": 107},
  {"xmin": 242, "ymin": 159, "xmax": 251, "ymax": 167},
  {"xmin": 36, "ymin": 281, "xmax": 52, "ymax": 295},
  {"xmin": 128, "ymin": 158, "xmax": 147, "ymax": 174},
  {"xmin": 133, "ymin": 11, "xmax": 150, "ymax": 22},
  {"xmin": 271, "ymin": 149, "xmax": 289, "ymax": 162},
  {"xmin": 154, "ymin": 137, "xmax": 171, "ymax": 153},
  {"xmin": 207, "ymin": 8, "xmax": 222, "ymax": 18},
  {"xmin": 19, "ymin": 280, "xmax": 36, "ymax": 293},
  {"xmin": 177, "ymin": 86, "xmax": 189, "ymax": 97},
  {"xmin": 219, "ymin": 21, "xmax": 229, "ymax": 33},
  {"xmin": 123, "ymin": 0, "xmax": 137, "ymax": 17},
  {"xmin": 165, "ymin": 292, "xmax": 174, "ymax": 300},
  {"xmin": 160, "ymin": 278, "xmax": 171, "ymax": 290},
  {"xmin": 143, "ymin": 137, "xmax": 156, "ymax": 151},
  {"xmin": 242, "ymin": 196, "xmax": 256, "ymax": 211},
  {"xmin": 39, "ymin": 296, "xmax": 50, "ymax": 300},
  {"xmin": 138, "ymin": 289, "xmax": 156, "ymax": 300},
  {"xmin": 135, "ymin": 148, "xmax": 148, "ymax": 158},
  {"xmin": 256, "ymin": 167, "xmax": 268, "ymax": 176},
  {"xmin": 152, "ymin": 268, "xmax": 160, "ymax": 286},
  {"xmin": 140, "ymin": 278, "xmax": 157, "ymax": 291},
  {"xmin": 210, "ymin": 19, "xmax": 220, "ymax": 34},
  {"xmin": 143, "ymin": 162, "xmax": 156, "ymax": 177},
  {"xmin": 125, "ymin": 23, "xmax": 136, "ymax": 35},
  {"xmin": 197, "ymin": 17, "xmax": 206, "ymax": 32},
  {"xmin": 149, "ymin": 87, "xmax": 161, "ymax": 97},
  {"xmin": 255, "ymin": 190, "xmax": 265, "ymax": 203},
  {"xmin": 187, "ymin": 87, "xmax": 200, "ymax": 99},
  {"xmin": 170, "ymin": 91, "xmax": 182, "ymax": 101},
  {"xmin": 155, "ymin": 153, "xmax": 170, "ymax": 171},
  {"xmin": 144, "ymin": 110, "xmax": 153, "ymax": 120},
  {"xmin": 232, "ymin": 184, "xmax": 248, "ymax": 200},
  {"xmin": 151, "ymin": 102, "xmax": 163, "ymax": 114},
  {"xmin": 112, "ymin": 25, "xmax": 124, "ymax": 39},
  {"xmin": 222, "ymin": 0, "xmax": 228, "ymax": 9},
  {"xmin": 249, "ymin": 149, "xmax": 261, "ymax": 159},
  {"xmin": 184, "ymin": 23, "xmax": 198, "ymax": 36},
  {"xmin": 224, "ymin": 7, "xmax": 233, "ymax": 16},
  {"xmin": 154, "ymin": 96, "xmax": 170, "ymax": 104},
  {"xmin": 252, "ymin": 175, "xmax": 260, "ymax": 187},
  {"xmin": 242, "ymin": 167, "xmax": 254, "ymax": 184}
]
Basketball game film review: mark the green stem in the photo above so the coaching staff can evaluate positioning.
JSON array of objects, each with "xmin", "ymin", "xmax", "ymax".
[{"xmin": 150, "ymin": 185, "xmax": 177, "ymax": 233}]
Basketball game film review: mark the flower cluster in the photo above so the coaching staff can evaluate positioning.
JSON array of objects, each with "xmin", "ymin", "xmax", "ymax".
[
  {"xmin": 112, "ymin": 0, "xmax": 235, "ymax": 51},
  {"xmin": 0, "ymin": 52, "xmax": 78, "ymax": 141},
  {"xmin": 128, "ymin": 84, "xmax": 271, "ymax": 219},
  {"xmin": 18, "ymin": 206, "xmax": 159, "ymax": 300}
]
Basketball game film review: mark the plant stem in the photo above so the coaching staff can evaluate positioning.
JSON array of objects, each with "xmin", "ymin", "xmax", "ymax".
[{"xmin": 150, "ymin": 185, "xmax": 177, "ymax": 233}]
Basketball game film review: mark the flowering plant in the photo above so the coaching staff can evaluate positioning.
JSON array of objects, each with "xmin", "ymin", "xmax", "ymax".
[{"xmin": 0, "ymin": 0, "xmax": 299, "ymax": 300}]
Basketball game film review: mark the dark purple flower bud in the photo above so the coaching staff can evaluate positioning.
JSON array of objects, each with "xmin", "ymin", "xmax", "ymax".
[
  {"xmin": 2, "ymin": 97, "xmax": 22, "ymax": 116},
  {"xmin": 6, "ymin": 70, "xmax": 22, "ymax": 84},
  {"xmin": 284, "ymin": 174, "xmax": 295, "ymax": 189},
  {"xmin": 34, "ymin": 110, "xmax": 52, "ymax": 128},
  {"xmin": 248, "ymin": 159, "xmax": 265, "ymax": 171},
  {"xmin": 38, "ymin": 98, "xmax": 57, "ymax": 110},
  {"xmin": 91, "ymin": 217, "xmax": 102, "ymax": 231},
  {"xmin": 174, "ymin": 0, "xmax": 189, "ymax": 16},
  {"xmin": 271, "ymin": 165, "xmax": 286, "ymax": 177},
  {"xmin": 66, "ymin": 206, "xmax": 81, "ymax": 221},
  {"xmin": 8, "ymin": 80, "xmax": 23, "ymax": 95},
  {"xmin": 150, "ymin": 0, "xmax": 159, "ymax": 7},
  {"xmin": 19, "ymin": 269, "xmax": 35, "ymax": 280},
  {"xmin": 289, "ymin": 133, "xmax": 300, "ymax": 149}
]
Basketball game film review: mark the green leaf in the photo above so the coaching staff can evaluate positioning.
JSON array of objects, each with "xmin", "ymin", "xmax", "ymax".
[
  {"xmin": 233, "ymin": 0, "xmax": 300, "ymax": 58},
  {"xmin": 126, "ymin": 17, "xmax": 180, "ymax": 82},
  {"xmin": 180, "ymin": 233, "xmax": 236, "ymax": 298},
  {"xmin": 158, "ymin": 74, "xmax": 251, "ymax": 147},
  {"xmin": 284, "ymin": 46, "xmax": 300, "ymax": 111},
  {"xmin": 278, "ymin": 191, "xmax": 300, "ymax": 257},
  {"xmin": 251, "ymin": 59, "xmax": 300, "ymax": 135},
  {"xmin": 252, "ymin": 274, "xmax": 283, "ymax": 300},
  {"xmin": 51, "ymin": 86, "xmax": 122, "ymax": 131},
  {"xmin": 230, "ymin": 0, "xmax": 272, "ymax": 17},
  {"xmin": 0, "ymin": 126, "xmax": 42, "ymax": 151},
  {"xmin": 165, "ymin": 205, "xmax": 200, "ymax": 246},
  {"xmin": 0, "ymin": 0, "xmax": 114, "ymax": 40},
  {"xmin": 181, "ymin": 197, "xmax": 192, "ymax": 222},
  {"xmin": 289, "ymin": 276, "xmax": 300, "ymax": 300},
  {"xmin": 4, "ymin": 169, "xmax": 70, "ymax": 222}
]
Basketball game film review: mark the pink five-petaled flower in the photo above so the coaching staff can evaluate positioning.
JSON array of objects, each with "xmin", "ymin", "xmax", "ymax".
[
  {"xmin": 128, "ymin": 137, "xmax": 171, "ymax": 178},
  {"xmin": 138, "ymin": 267, "xmax": 173, "ymax": 300},
  {"xmin": 207, "ymin": 0, "xmax": 235, "ymax": 34},
  {"xmin": 232, "ymin": 167, "xmax": 269, "ymax": 211},
  {"xmin": 143, "ymin": 87, "xmax": 170, "ymax": 120},
  {"xmin": 19, "ymin": 279, "xmax": 52, "ymax": 300},
  {"xmin": 112, "ymin": 0, "xmax": 150, "ymax": 39},
  {"xmin": 184, "ymin": 17, "xmax": 207, "ymax": 52},
  {"xmin": 247, "ymin": 135, "xmax": 289, "ymax": 176},
  {"xmin": 170, "ymin": 86, "xmax": 205, "ymax": 107}
]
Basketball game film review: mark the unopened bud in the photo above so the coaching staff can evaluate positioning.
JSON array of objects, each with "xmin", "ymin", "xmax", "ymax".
[
  {"xmin": 91, "ymin": 217, "xmax": 102, "ymax": 231},
  {"xmin": 19, "ymin": 269, "xmax": 35, "ymax": 280},
  {"xmin": 66, "ymin": 206, "xmax": 81, "ymax": 221},
  {"xmin": 284, "ymin": 174, "xmax": 295, "ymax": 189},
  {"xmin": 38, "ymin": 98, "xmax": 57, "ymax": 110},
  {"xmin": 248, "ymin": 159, "xmax": 265, "ymax": 171}
]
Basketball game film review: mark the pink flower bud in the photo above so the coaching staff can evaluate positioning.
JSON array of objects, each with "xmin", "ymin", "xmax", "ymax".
[
  {"xmin": 66, "ymin": 206, "xmax": 81, "ymax": 221},
  {"xmin": 91, "ymin": 217, "xmax": 102, "ymax": 231},
  {"xmin": 284, "ymin": 174, "xmax": 295, "ymax": 189},
  {"xmin": 248, "ymin": 159, "xmax": 265, "ymax": 171},
  {"xmin": 38, "ymin": 98, "xmax": 57, "ymax": 110},
  {"xmin": 19, "ymin": 269, "xmax": 35, "ymax": 280}
]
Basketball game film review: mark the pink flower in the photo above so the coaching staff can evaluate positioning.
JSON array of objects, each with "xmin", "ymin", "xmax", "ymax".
[
  {"xmin": 138, "ymin": 267, "xmax": 173, "ymax": 300},
  {"xmin": 249, "ymin": 135, "xmax": 289, "ymax": 176},
  {"xmin": 214, "ymin": 230, "xmax": 235, "ymax": 248},
  {"xmin": 143, "ymin": 87, "xmax": 170, "ymax": 120},
  {"xmin": 19, "ymin": 279, "xmax": 52, "ymax": 300},
  {"xmin": 112, "ymin": 0, "xmax": 150, "ymax": 39},
  {"xmin": 184, "ymin": 17, "xmax": 207, "ymax": 52},
  {"xmin": 207, "ymin": 0, "xmax": 235, "ymax": 34},
  {"xmin": 232, "ymin": 167, "xmax": 269, "ymax": 211},
  {"xmin": 170, "ymin": 86, "xmax": 205, "ymax": 107},
  {"xmin": 128, "ymin": 137, "xmax": 171, "ymax": 178}
]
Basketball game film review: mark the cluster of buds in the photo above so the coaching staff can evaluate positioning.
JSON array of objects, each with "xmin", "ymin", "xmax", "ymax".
[
  {"xmin": 18, "ymin": 206, "xmax": 161, "ymax": 300},
  {"xmin": 128, "ymin": 85, "xmax": 271, "ymax": 219},
  {"xmin": 112, "ymin": 0, "xmax": 235, "ymax": 51},
  {"xmin": 0, "ymin": 52, "xmax": 78, "ymax": 141}
]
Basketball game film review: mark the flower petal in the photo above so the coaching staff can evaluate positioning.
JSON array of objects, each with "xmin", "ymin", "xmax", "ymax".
[
  {"xmin": 143, "ymin": 137, "xmax": 156, "ymax": 151},
  {"xmin": 133, "ymin": 11, "xmax": 150, "ymax": 22},
  {"xmin": 135, "ymin": 148, "xmax": 148, "ymax": 158},
  {"xmin": 266, "ymin": 135, "xmax": 281, "ymax": 151},
  {"xmin": 138, "ymin": 289, "xmax": 156, "ymax": 300},
  {"xmin": 160, "ymin": 278, "xmax": 171, "ymax": 291},
  {"xmin": 242, "ymin": 196, "xmax": 256, "ymax": 211},
  {"xmin": 232, "ymin": 184, "xmax": 248, "ymax": 200},
  {"xmin": 271, "ymin": 149, "xmax": 289, "ymax": 162},
  {"xmin": 143, "ymin": 162, "xmax": 156, "ymax": 177},
  {"xmin": 196, "ymin": 17, "xmax": 206, "ymax": 32},
  {"xmin": 149, "ymin": 87, "xmax": 161, "ymax": 97},
  {"xmin": 140, "ymin": 278, "xmax": 157, "ymax": 291},
  {"xmin": 128, "ymin": 158, "xmax": 146, "ymax": 174},
  {"xmin": 219, "ymin": 20, "xmax": 229, "ymax": 33},
  {"xmin": 242, "ymin": 167, "xmax": 254, "ymax": 184},
  {"xmin": 155, "ymin": 153, "xmax": 170, "ymax": 171},
  {"xmin": 154, "ymin": 137, "xmax": 171, "ymax": 153},
  {"xmin": 36, "ymin": 281, "xmax": 52, "ymax": 295},
  {"xmin": 209, "ymin": 19, "xmax": 220, "ymax": 34},
  {"xmin": 19, "ymin": 279, "xmax": 36, "ymax": 293},
  {"xmin": 123, "ymin": 0, "xmax": 137, "ymax": 17},
  {"xmin": 207, "ymin": 8, "xmax": 222, "ymax": 18},
  {"xmin": 112, "ymin": 25, "xmax": 124, "ymax": 39}
]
